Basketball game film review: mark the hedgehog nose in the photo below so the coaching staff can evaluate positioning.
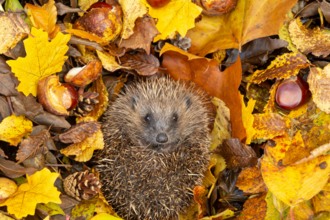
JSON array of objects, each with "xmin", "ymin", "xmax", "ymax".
[{"xmin": 156, "ymin": 133, "xmax": 168, "ymax": 143}]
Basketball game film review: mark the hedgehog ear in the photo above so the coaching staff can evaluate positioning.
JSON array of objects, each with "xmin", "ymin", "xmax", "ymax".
[
  {"xmin": 185, "ymin": 97, "xmax": 192, "ymax": 109},
  {"xmin": 131, "ymin": 97, "xmax": 137, "ymax": 110}
]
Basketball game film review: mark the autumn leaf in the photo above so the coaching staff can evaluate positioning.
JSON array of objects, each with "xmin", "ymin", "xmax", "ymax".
[
  {"xmin": 252, "ymin": 113, "xmax": 286, "ymax": 141},
  {"xmin": 0, "ymin": 168, "xmax": 61, "ymax": 219},
  {"xmin": 249, "ymin": 53, "xmax": 309, "ymax": 85},
  {"xmin": 289, "ymin": 18, "xmax": 330, "ymax": 57},
  {"xmin": 141, "ymin": 0, "xmax": 202, "ymax": 41},
  {"xmin": 120, "ymin": 51, "xmax": 160, "ymax": 76},
  {"xmin": 264, "ymin": 192, "xmax": 288, "ymax": 220},
  {"xmin": 97, "ymin": 51, "xmax": 123, "ymax": 72},
  {"xmin": 0, "ymin": 114, "xmax": 32, "ymax": 146},
  {"xmin": 7, "ymin": 27, "xmax": 70, "ymax": 96},
  {"xmin": 65, "ymin": 29, "xmax": 104, "ymax": 43},
  {"xmin": 236, "ymin": 192, "xmax": 267, "ymax": 220},
  {"xmin": 311, "ymin": 181, "xmax": 330, "ymax": 213},
  {"xmin": 261, "ymin": 152, "xmax": 330, "ymax": 206},
  {"xmin": 91, "ymin": 213, "xmax": 123, "ymax": 220},
  {"xmin": 308, "ymin": 65, "xmax": 330, "ymax": 113},
  {"xmin": 186, "ymin": 0, "xmax": 297, "ymax": 56},
  {"xmin": 0, "ymin": 12, "xmax": 30, "ymax": 54},
  {"xmin": 236, "ymin": 167, "xmax": 267, "ymax": 194},
  {"xmin": 118, "ymin": 0, "xmax": 148, "ymax": 39},
  {"xmin": 160, "ymin": 43, "xmax": 209, "ymax": 61},
  {"xmin": 59, "ymin": 121, "xmax": 102, "ymax": 144},
  {"xmin": 241, "ymin": 96, "xmax": 256, "ymax": 145},
  {"xmin": 41, "ymin": 0, "xmax": 57, "ymax": 36},
  {"xmin": 60, "ymin": 117, "xmax": 104, "ymax": 162},
  {"xmin": 24, "ymin": 3, "xmax": 48, "ymax": 32}
]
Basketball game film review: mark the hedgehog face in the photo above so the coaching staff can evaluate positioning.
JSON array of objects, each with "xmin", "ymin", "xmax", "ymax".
[{"xmin": 131, "ymin": 96, "xmax": 191, "ymax": 152}]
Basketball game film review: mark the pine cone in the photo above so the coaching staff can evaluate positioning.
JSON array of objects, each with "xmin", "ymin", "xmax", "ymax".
[
  {"xmin": 63, "ymin": 170, "xmax": 102, "ymax": 201},
  {"xmin": 170, "ymin": 34, "xmax": 191, "ymax": 51},
  {"xmin": 69, "ymin": 91, "xmax": 99, "ymax": 117}
]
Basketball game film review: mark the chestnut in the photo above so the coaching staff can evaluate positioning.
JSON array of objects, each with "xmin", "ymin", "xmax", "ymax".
[
  {"xmin": 64, "ymin": 60, "xmax": 102, "ymax": 87},
  {"xmin": 147, "ymin": 0, "xmax": 171, "ymax": 8},
  {"xmin": 37, "ymin": 75, "xmax": 76, "ymax": 116},
  {"xmin": 0, "ymin": 177, "xmax": 17, "ymax": 203},
  {"xmin": 88, "ymin": 2, "xmax": 113, "ymax": 10},
  {"xmin": 61, "ymin": 83, "xmax": 79, "ymax": 110},
  {"xmin": 193, "ymin": 0, "xmax": 237, "ymax": 16},
  {"xmin": 275, "ymin": 76, "xmax": 311, "ymax": 110}
]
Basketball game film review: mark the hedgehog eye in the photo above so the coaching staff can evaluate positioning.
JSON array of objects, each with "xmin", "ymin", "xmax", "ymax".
[
  {"xmin": 145, "ymin": 114, "xmax": 151, "ymax": 122},
  {"xmin": 172, "ymin": 113, "xmax": 178, "ymax": 121}
]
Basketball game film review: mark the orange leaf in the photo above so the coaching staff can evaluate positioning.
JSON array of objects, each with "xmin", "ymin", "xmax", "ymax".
[
  {"xmin": 162, "ymin": 52, "xmax": 245, "ymax": 141},
  {"xmin": 236, "ymin": 192, "xmax": 267, "ymax": 220},
  {"xmin": 25, "ymin": 3, "xmax": 48, "ymax": 32},
  {"xmin": 41, "ymin": 0, "xmax": 57, "ymax": 34},
  {"xmin": 186, "ymin": 0, "xmax": 297, "ymax": 56},
  {"xmin": 65, "ymin": 29, "xmax": 105, "ymax": 43},
  {"xmin": 236, "ymin": 167, "xmax": 267, "ymax": 194}
]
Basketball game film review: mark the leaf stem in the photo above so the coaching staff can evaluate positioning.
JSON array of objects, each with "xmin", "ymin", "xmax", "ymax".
[{"xmin": 290, "ymin": 206, "xmax": 294, "ymax": 220}]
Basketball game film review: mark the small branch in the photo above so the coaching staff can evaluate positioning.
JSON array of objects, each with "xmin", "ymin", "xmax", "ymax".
[
  {"xmin": 46, "ymin": 164, "xmax": 72, "ymax": 167},
  {"xmin": 6, "ymin": 96, "xmax": 14, "ymax": 115},
  {"xmin": 290, "ymin": 206, "xmax": 294, "ymax": 220}
]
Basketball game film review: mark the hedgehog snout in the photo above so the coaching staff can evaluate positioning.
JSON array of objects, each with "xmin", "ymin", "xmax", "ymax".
[{"xmin": 156, "ymin": 133, "xmax": 168, "ymax": 143}]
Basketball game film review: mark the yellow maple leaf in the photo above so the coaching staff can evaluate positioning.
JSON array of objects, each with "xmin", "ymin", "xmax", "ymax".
[
  {"xmin": 7, "ymin": 28, "xmax": 70, "ymax": 96},
  {"xmin": 0, "ymin": 114, "xmax": 32, "ymax": 146},
  {"xmin": 141, "ymin": 0, "xmax": 202, "ymax": 41},
  {"xmin": 0, "ymin": 168, "xmax": 61, "ymax": 219},
  {"xmin": 241, "ymin": 95, "xmax": 256, "ymax": 145},
  {"xmin": 61, "ymin": 117, "xmax": 105, "ymax": 162}
]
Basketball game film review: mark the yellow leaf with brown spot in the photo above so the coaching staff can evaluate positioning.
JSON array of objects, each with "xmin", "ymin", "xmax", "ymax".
[
  {"xmin": 210, "ymin": 97, "xmax": 231, "ymax": 151},
  {"xmin": 6, "ymin": 28, "xmax": 70, "ymax": 96},
  {"xmin": 186, "ymin": 0, "xmax": 297, "ymax": 56},
  {"xmin": 261, "ymin": 153, "xmax": 330, "ymax": 206},
  {"xmin": 236, "ymin": 167, "xmax": 267, "ymax": 194},
  {"xmin": 119, "ymin": 0, "xmax": 148, "ymax": 39},
  {"xmin": 289, "ymin": 18, "xmax": 330, "ymax": 57},
  {"xmin": 264, "ymin": 80, "xmax": 281, "ymax": 113},
  {"xmin": 141, "ymin": 0, "xmax": 202, "ymax": 42},
  {"xmin": 241, "ymin": 95, "xmax": 256, "ymax": 145},
  {"xmin": 236, "ymin": 192, "xmax": 267, "ymax": 220},
  {"xmin": 250, "ymin": 53, "xmax": 309, "ymax": 85},
  {"xmin": 61, "ymin": 117, "xmax": 104, "ymax": 162},
  {"xmin": 0, "ymin": 168, "xmax": 61, "ymax": 219},
  {"xmin": 265, "ymin": 132, "xmax": 304, "ymax": 166},
  {"xmin": 0, "ymin": 12, "xmax": 30, "ymax": 54},
  {"xmin": 97, "ymin": 51, "xmax": 122, "ymax": 72},
  {"xmin": 0, "ymin": 114, "xmax": 32, "ymax": 146},
  {"xmin": 311, "ymin": 181, "xmax": 330, "ymax": 213},
  {"xmin": 252, "ymin": 113, "xmax": 286, "ymax": 140},
  {"xmin": 308, "ymin": 65, "xmax": 330, "ymax": 114}
]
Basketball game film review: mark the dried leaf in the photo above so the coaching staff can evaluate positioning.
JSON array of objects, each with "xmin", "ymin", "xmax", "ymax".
[
  {"xmin": 69, "ymin": 35, "xmax": 104, "ymax": 52},
  {"xmin": 0, "ymin": 114, "xmax": 32, "ymax": 146},
  {"xmin": 249, "ymin": 53, "xmax": 309, "ymax": 85},
  {"xmin": 0, "ymin": 56, "xmax": 11, "ymax": 73},
  {"xmin": 264, "ymin": 192, "xmax": 287, "ymax": 220},
  {"xmin": 7, "ymin": 28, "xmax": 70, "ymax": 97},
  {"xmin": 11, "ymin": 92, "xmax": 44, "ymax": 118},
  {"xmin": 60, "ymin": 120, "xmax": 104, "ymax": 162},
  {"xmin": 162, "ymin": 52, "xmax": 246, "ymax": 141},
  {"xmin": 0, "ymin": 73, "xmax": 19, "ymax": 96},
  {"xmin": 236, "ymin": 167, "xmax": 267, "ymax": 194},
  {"xmin": 311, "ymin": 181, "xmax": 330, "ymax": 213},
  {"xmin": 117, "ymin": 16, "xmax": 159, "ymax": 53},
  {"xmin": 78, "ymin": 0, "xmax": 97, "ymax": 13},
  {"xmin": 59, "ymin": 121, "xmax": 102, "ymax": 144},
  {"xmin": 160, "ymin": 43, "xmax": 209, "ymax": 61},
  {"xmin": 120, "ymin": 51, "xmax": 159, "ymax": 76},
  {"xmin": 33, "ymin": 112, "xmax": 71, "ymax": 130},
  {"xmin": 236, "ymin": 192, "xmax": 267, "ymax": 220},
  {"xmin": 0, "ymin": 168, "xmax": 61, "ymax": 219},
  {"xmin": 41, "ymin": 0, "xmax": 57, "ymax": 35},
  {"xmin": 214, "ymin": 139, "xmax": 258, "ymax": 171},
  {"xmin": 90, "ymin": 213, "xmax": 123, "ymax": 220},
  {"xmin": 210, "ymin": 97, "xmax": 231, "ymax": 151},
  {"xmin": 141, "ymin": 0, "xmax": 202, "ymax": 42},
  {"xmin": 186, "ymin": 0, "xmax": 297, "ymax": 56},
  {"xmin": 71, "ymin": 196, "xmax": 98, "ymax": 220},
  {"xmin": 16, "ymin": 129, "xmax": 50, "ymax": 164},
  {"xmin": 96, "ymin": 51, "xmax": 122, "ymax": 72},
  {"xmin": 241, "ymin": 96, "xmax": 256, "ymax": 145},
  {"xmin": 36, "ymin": 202, "xmax": 65, "ymax": 216},
  {"xmin": 289, "ymin": 18, "xmax": 330, "ymax": 57},
  {"xmin": 0, "ymin": 158, "xmax": 37, "ymax": 178},
  {"xmin": 55, "ymin": 2, "xmax": 85, "ymax": 16},
  {"xmin": 118, "ymin": 0, "xmax": 148, "ymax": 39},
  {"xmin": 252, "ymin": 113, "xmax": 286, "ymax": 140},
  {"xmin": 24, "ymin": 3, "xmax": 48, "ymax": 31},
  {"xmin": 308, "ymin": 65, "xmax": 330, "ymax": 114},
  {"xmin": 0, "ymin": 12, "xmax": 30, "ymax": 54}
]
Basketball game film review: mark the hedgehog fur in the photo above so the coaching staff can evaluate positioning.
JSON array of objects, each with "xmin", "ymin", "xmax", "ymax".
[{"xmin": 93, "ymin": 78, "xmax": 210, "ymax": 220}]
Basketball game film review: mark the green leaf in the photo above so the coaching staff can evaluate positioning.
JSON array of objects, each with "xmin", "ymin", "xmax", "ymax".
[
  {"xmin": 36, "ymin": 202, "xmax": 65, "ymax": 216},
  {"xmin": 14, "ymin": 176, "xmax": 27, "ymax": 187}
]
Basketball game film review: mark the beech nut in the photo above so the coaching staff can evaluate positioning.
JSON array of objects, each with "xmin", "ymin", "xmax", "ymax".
[
  {"xmin": 0, "ymin": 178, "xmax": 17, "ymax": 203},
  {"xmin": 64, "ymin": 60, "xmax": 102, "ymax": 87},
  {"xmin": 73, "ymin": 5, "xmax": 123, "ymax": 43},
  {"xmin": 193, "ymin": 0, "xmax": 237, "ymax": 16},
  {"xmin": 38, "ymin": 75, "xmax": 77, "ymax": 116}
]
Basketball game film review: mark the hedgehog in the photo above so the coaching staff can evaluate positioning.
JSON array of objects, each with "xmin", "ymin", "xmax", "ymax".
[{"xmin": 93, "ymin": 77, "xmax": 210, "ymax": 220}]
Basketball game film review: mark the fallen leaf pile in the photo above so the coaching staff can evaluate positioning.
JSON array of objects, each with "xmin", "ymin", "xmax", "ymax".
[{"xmin": 1, "ymin": 0, "xmax": 330, "ymax": 219}]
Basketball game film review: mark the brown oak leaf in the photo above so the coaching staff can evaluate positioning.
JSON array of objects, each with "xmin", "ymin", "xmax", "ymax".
[
  {"xmin": 59, "ymin": 121, "xmax": 102, "ymax": 144},
  {"xmin": 120, "ymin": 51, "xmax": 160, "ymax": 76}
]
